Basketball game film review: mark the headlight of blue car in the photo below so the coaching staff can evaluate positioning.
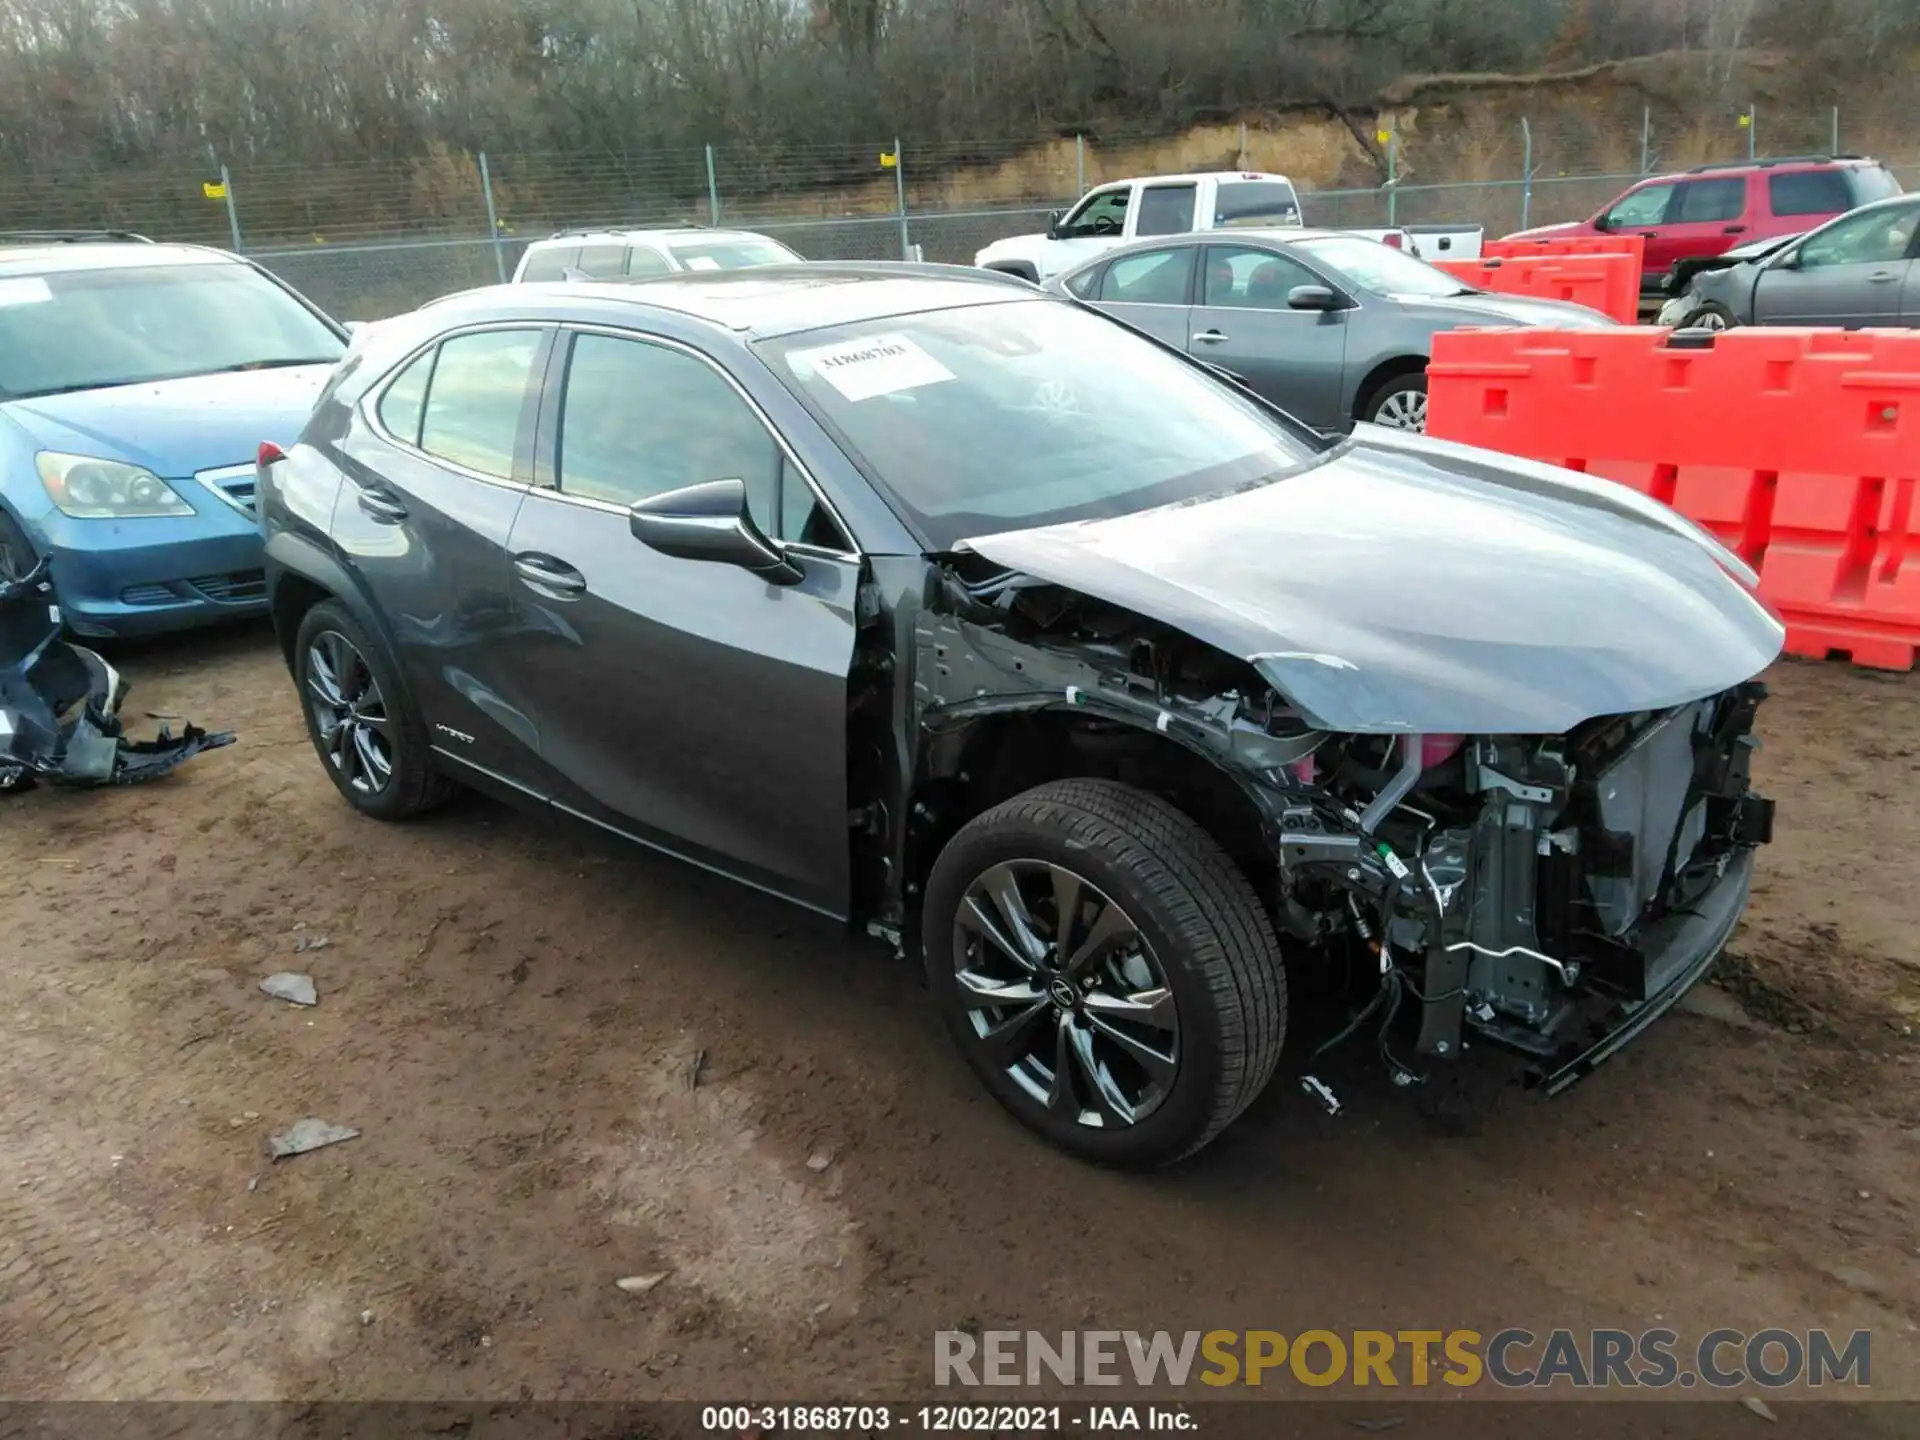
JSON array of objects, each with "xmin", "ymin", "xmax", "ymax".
[{"xmin": 36, "ymin": 452, "xmax": 196, "ymax": 518}]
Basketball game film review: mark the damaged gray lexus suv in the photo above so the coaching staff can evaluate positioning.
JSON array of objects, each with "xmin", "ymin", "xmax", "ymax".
[{"xmin": 260, "ymin": 263, "xmax": 1780, "ymax": 1167}]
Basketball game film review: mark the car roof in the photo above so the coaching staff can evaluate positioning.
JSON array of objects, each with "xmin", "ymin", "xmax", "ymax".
[
  {"xmin": 1050, "ymin": 227, "xmax": 1361, "ymax": 273},
  {"xmin": 425, "ymin": 263, "xmax": 1038, "ymax": 340},
  {"xmin": 0, "ymin": 240, "xmax": 238, "ymax": 276},
  {"xmin": 1639, "ymin": 154, "xmax": 1890, "ymax": 186},
  {"xmin": 1093, "ymin": 170, "xmax": 1296, "ymax": 188},
  {"xmin": 525, "ymin": 227, "xmax": 788, "ymax": 249}
]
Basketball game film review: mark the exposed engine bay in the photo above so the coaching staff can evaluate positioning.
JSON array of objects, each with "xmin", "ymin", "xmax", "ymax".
[
  {"xmin": 896, "ymin": 560, "xmax": 1775, "ymax": 1101},
  {"xmin": 0, "ymin": 558, "xmax": 235, "ymax": 792}
]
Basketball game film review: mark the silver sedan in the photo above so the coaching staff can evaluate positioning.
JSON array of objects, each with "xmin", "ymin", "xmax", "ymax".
[{"xmin": 1044, "ymin": 228, "xmax": 1614, "ymax": 433}]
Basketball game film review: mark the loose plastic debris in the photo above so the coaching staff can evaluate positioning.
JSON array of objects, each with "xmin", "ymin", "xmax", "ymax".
[{"xmin": 266, "ymin": 1119, "xmax": 360, "ymax": 1159}]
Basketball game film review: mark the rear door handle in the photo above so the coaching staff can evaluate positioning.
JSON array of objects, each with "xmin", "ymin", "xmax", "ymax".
[
  {"xmin": 513, "ymin": 553, "xmax": 587, "ymax": 596},
  {"xmin": 1192, "ymin": 330, "xmax": 1229, "ymax": 345},
  {"xmin": 356, "ymin": 486, "xmax": 408, "ymax": 523}
]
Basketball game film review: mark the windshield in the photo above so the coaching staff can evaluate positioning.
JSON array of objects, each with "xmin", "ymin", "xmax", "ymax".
[
  {"xmin": 761, "ymin": 299, "xmax": 1323, "ymax": 550},
  {"xmin": 0, "ymin": 261, "xmax": 343, "ymax": 400},
  {"xmin": 1295, "ymin": 236, "xmax": 1469, "ymax": 297},
  {"xmin": 666, "ymin": 237, "xmax": 801, "ymax": 270}
]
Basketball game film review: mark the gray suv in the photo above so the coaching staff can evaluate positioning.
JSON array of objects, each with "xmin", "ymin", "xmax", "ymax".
[{"xmin": 259, "ymin": 264, "xmax": 1777, "ymax": 1167}]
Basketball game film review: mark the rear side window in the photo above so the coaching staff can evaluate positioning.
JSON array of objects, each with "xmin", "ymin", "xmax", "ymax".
[
  {"xmin": 377, "ymin": 349, "xmax": 434, "ymax": 446},
  {"xmin": 1134, "ymin": 184, "xmax": 1198, "ymax": 237},
  {"xmin": 1672, "ymin": 178, "xmax": 1745, "ymax": 223},
  {"xmin": 573, "ymin": 244, "xmax": 627, "ymax": 279},
  {"xmin": 417, "ymin": 330, "xmax": 543, "ymax": 479},
  {"xmin": 1214, "ymin": 181, "xmax": 1301, "ymax": 228},
  {"xmin": 1099, "ymin": 249, "xmax": 1193, "ymax": 305},
  {"xmin": 1847, "ymin": 166, "xmax": 1903, "ymax": 206},
  {"xmin": 518, "ymin": 246, "xmax": 578, "ymax": 282},
  {"xmin": 1769, "ymin": 170, "xmax": 1852, "ymax": 217}
]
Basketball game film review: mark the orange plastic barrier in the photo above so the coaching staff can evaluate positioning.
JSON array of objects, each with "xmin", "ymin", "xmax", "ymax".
[
  {"xmin": 1426, "ymin": 326, "xmax": 1920, "ymax": 670},
  {"xmin": 1433, "ymin": 253, "xmax": 1641, "ymax": 325},
  {"xmin": 1485, "ymin": 234, "xmax": 1647, "ymax": 270}
]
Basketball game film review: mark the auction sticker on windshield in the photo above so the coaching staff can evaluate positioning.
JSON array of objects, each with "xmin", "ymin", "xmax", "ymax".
[
  {"xmin": 790, "ymin": 333, "xmax": 954, "ymax": 402},
  {"xmin": 0, "ymin": 278, "xmax": 53, "ymax": 308}
]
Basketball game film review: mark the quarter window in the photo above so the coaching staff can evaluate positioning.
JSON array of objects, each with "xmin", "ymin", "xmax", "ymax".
[
  {"xmin": 377, "ymin": 349, "xmax": 434, "ymax": 447},
  {"xmin": 416, "ymin": 329, "xmax": 543, "ymax": 479},
  {"xmin": 1769, "ymin": 170, "xmax": 1852, "ymax": 217}
]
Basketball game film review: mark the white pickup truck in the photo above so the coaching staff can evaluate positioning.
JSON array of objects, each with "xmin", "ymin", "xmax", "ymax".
[{"xmin": 972, "ymin": 171, "xmax": 1482, "ymax": 281}]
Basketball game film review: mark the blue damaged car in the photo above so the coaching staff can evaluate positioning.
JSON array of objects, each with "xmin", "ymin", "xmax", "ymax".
[{"xmin": 0, "ymin": 236, "xmax": 348, "ymax": 637}]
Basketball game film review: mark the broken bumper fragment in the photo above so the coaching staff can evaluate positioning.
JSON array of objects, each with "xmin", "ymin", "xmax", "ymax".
[{"xmin": 0, "ymin": 559, "xmax": 235, "ymax": 791}]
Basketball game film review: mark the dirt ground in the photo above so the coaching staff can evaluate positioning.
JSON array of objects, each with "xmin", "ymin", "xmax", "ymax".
[{"xmin": 1, "ymin": 622, "xmax": 1917, "ymax": 1422}]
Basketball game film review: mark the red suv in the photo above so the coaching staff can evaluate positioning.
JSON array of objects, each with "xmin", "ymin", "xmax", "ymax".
[{"xmin": 1503, "ymin": 154, "xmax": 1902, "ymax": 299}]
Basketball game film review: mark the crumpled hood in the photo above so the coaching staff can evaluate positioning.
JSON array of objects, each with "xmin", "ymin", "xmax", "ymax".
[
  {"xmin": 959, "ymin": 430, "xmax": 1783, "ymax": 736},
  {"xmin": 1402, "ymin": 291, "xmax": 1616, "ymax": 329},
  {"xmin": 1, "ymin": 364, "xmax": 332, "ymax": 477}
]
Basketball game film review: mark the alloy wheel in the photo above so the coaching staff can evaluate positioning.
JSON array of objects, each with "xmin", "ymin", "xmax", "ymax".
[
  {"xmin": 305, "ymin": 630, "xmax": 394, "ymax": 796},
  {"xmin": 951, "ymin": 860, "xmax": 1180, "ymax": 1129},
  {"xmin": 1373, "ymin": 388, "xmax": 1429, "ymax": 431}
]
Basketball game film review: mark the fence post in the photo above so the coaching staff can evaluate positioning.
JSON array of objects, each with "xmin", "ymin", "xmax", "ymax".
[
  {"xmin": 219, "ymin": 164, "xmax": 243, "ymax": 253},
  {"xmin": 1237, "ymin": 120, "xmax": 1248, "ymax": 168},
  {"xmin": 1075, "ymin": 134, "xmax": 1086, "ymax": 195},
  {"xmin": 705, "ymin": 144, "xmax": 721, "ymax": 225},
  {"xmin": 1639, "ymin": 106, "xmax": 1651, "ymax": 173},
  {"xmin": 1746, "ymin": 103, "xmax": 1757, "ymax": 161},
  {"xmin": 894, "ymin": 137, "xmax": 910, "ymax": 260},
  {"xmin": 1520, "ymin": 118, "xmax": 1532, "ymax": 233},
  {"xmin": 478, "ymin": 152, "xmax": 506, "ymax": 284},
  {"xmin": 1831, "ymin": 106, "xmax": 1841, "ymax": 155},
  {"xmin": 1385, "ymin": 130, "xmax": 1397, "ymax": 227}
]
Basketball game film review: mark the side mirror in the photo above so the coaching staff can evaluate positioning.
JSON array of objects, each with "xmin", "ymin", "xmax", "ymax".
[
  {"xmin": 628, "ymin": 478, "xmax": 803, "ymax": 586},
  {"xmin": 1046, "ymin": 209, "xmax": 1064, "ymax": 240},
  {"xmin": 1286, "ymin": 284, "xmax": 1339, "ymax": 311},
  {"xmin": 1592, "ymin": 213, "xmax": 1613, "ymax": 232}
]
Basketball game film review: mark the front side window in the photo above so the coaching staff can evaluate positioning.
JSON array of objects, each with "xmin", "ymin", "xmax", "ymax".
[
  {"xmin": 1795, "ymin": 204, "xmax": 1920, "ymax": 269},
  {"xmin": 1058, "ymin": 188, "xmax": 1130, "ymax": 240},
  {"xmin": 416, "ymin": 329, "xmax": 543, "ymax": 479},
  {"xmin": 1201, "ymin": 246, "xmax": 1321, "ymax": 308},
  {"xmin": 1134, "ymin": 184, "xmax": 1198, "ymax": 237},
  {"xmin": 1671, "ymin": 178, "xmax": 1745, "ymax": 224},
  {"xmin": 556, "ymin": 331, "xmax": 847, "ymax": 548},
  {"xmin": 573, "ymin": 244, "xmax": 627, "ymax": 279},
  {"xmin": 1099, "ymin": 249, "xmax": 1193, "ymax": 305},
  {"xmin": 763, "ymin": 299, "xmax": 1324, "ymax": 551},
  {"xmin": 1602, "ymin": 182, "xmax": 1676, "ymax": 229},
  {"xmin": 1293, "ymin": 236, "xmax": 1465, "ymax": 298},
  {"xmin": 0, "ymin": 261, "xmax": 344, "ymax": 401}
]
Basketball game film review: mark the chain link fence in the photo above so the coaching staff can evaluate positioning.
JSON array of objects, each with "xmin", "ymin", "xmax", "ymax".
[{"xmin": 5, "ymin": 106, "xmax": 1915, "ymax": 320}]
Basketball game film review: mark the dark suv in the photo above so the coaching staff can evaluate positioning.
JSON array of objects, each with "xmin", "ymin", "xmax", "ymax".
[
  {"xmin": 1504, "ymin": 154, "xmax": 1901, "ymax": 297},
  {"xmin": 259, "ymin": 265, "xmax": 1779, "ymax": 1167}
]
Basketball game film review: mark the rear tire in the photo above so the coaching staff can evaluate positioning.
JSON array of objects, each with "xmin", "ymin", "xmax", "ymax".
[
  {"xmin": 922, "ymin": 779, "xmax": 1287, "ymax": 1168},
  {"xmin": 1361, "ymin": 373, "xmax": 1429, "ymax": 431},
  {"xmin": 293, "ymin": 600, "xmax": 455, "ymax": 821}
]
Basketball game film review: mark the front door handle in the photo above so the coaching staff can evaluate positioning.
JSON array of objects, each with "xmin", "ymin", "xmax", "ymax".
[
  {"xmin": 1192, "ymin": 330, "xmax": 1229, "ymax": 345},
  {"xmin": 1722, "ymin": 224, "xmax": 1747, "ymax": 235},
  {"xmin": 356, "ymin": 487, "xmax": 408, "ymax": 523},
  {"xmin": 1869, "ymin": 270, "xmax": 1900, "ymax": 283},
  {"xmin": 513, "ymin": 553, "xmax": 587, "ymax": 596}
]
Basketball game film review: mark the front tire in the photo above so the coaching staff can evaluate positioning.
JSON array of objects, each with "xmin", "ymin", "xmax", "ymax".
[
  {"xmin": 1361, "ymin": 373, "xmax": 1429, "ymax": 431},
  {"xmin": 293, "ymin": 600, "xmax": 454, "ymax": 821},
  {"xmin": 922, "ymin": 779, "xmax": 1287, "ymax": 1168},
  {"xmin": 1679, "ymin": 300, "xmax": 1736, "ymax": 332}
]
